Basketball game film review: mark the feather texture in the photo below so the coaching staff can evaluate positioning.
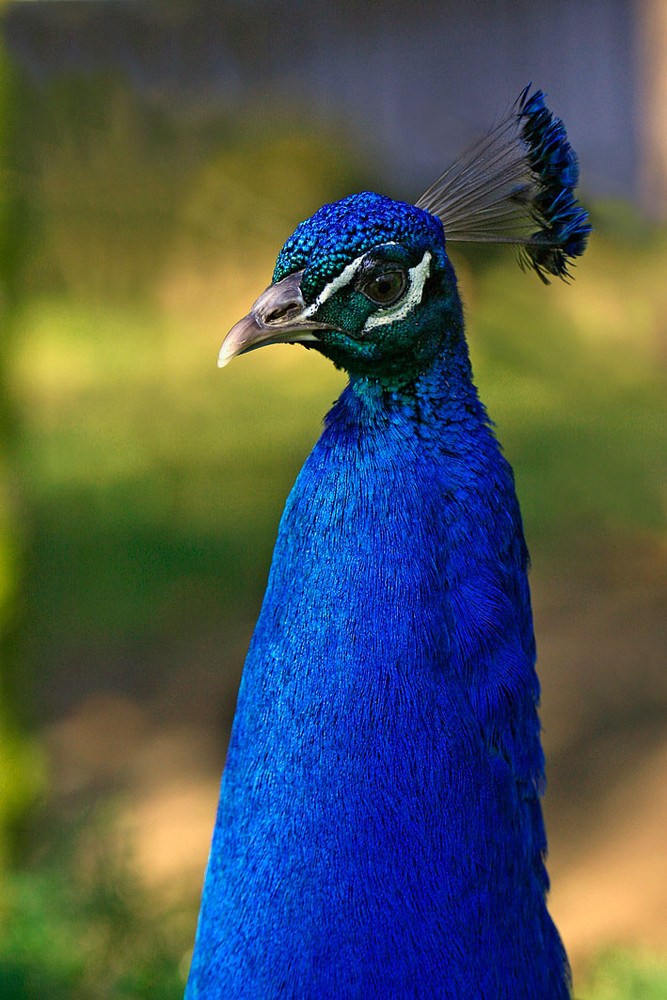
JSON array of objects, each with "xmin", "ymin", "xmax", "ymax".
[{"xmin": 416, "ymin": 85, "xmax": 591, "ymax": 281}]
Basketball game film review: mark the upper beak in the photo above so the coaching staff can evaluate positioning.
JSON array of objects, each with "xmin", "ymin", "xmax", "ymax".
[{"xmin": 217, "ymin": 270, "xmax": 331, "ymax": 368}]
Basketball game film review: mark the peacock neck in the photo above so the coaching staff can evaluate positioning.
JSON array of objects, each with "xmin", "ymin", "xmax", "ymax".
[
  {"xmin": 343, "ymin": 324, "xmax": 484, "ymax": 427},
  {"xmin": 284, "ymin": 333, "xmax": 547, "ymax": 868},
  {"xmin": 252, "ymin": 332, "xmax": 540, "ymax": 772},
  {"xmin": 186, "ymin": 332, "xmax": 569, "ymax": 1000}
]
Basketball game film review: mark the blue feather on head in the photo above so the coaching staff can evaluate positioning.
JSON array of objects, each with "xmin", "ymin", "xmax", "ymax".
[{"xmin": 274, "ymin": 192, "xmax": 447, "ymax": 294}]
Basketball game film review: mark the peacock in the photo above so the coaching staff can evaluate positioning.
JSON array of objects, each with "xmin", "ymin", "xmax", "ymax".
[{"xmin": 186, "ymin": 86, "xmax": 590, "ymax": 1000}]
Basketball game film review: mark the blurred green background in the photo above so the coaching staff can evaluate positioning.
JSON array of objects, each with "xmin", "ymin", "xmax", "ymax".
[{"xmin": 0, "ymin": 3, "xmax": 665, "ymax": 998}]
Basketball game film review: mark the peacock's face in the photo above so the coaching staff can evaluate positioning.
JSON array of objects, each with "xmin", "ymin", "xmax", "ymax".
[
  {"xmin": 218, "ymin": 88, "xmax": 591, "ymax": 380},
  {"xmin": 218, "ymin": 192, "xmax": 463, "ymax": 381}
]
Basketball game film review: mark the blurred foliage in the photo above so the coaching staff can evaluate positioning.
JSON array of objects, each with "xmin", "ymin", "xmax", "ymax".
[
  {"xmin": 26, "ymin": 70, "xmax": 365, "ymax": 301},
  {"xmin": 460, "ymin": 208, "xmax": 666, "ymax": 549},
  {"xmin": 10, "ymin": 70, "xmax": 365, "ymax": 714},
  {"xmin": 0, "ymin": 20, "xmax": 43, "ymax": 870},
  {"xmin": 0, "ymin": 810, "xmax": 194, "ymax": 999},
  {"xmin": 581, "ymin": 948, "xmax": 667, "ymax": 1000},
  {"xmin": 0, "ymin": 62, "xmax": 664, "ymax": 998}
]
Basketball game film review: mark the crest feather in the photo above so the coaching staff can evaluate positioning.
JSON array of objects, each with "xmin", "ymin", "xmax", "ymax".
[{"xmin": 415, "ymin": 85, "xmax": 591, "ymax": 281}]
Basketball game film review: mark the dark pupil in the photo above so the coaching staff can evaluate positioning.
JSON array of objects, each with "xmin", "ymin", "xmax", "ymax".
[{"xmin": 366, "ymin": 271, "xmax": 405, "ymax": 305}]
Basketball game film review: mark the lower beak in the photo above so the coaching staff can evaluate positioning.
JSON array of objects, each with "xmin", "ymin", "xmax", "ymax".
[{"xmin": 217, "ymin": 270, "xmax": 331, "ymax": 368}]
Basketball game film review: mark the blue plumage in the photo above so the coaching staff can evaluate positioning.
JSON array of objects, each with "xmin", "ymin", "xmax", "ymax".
[
  {"xmin": 516, "ymin": 87, "xmax": 590, "ymax": 279},
  {"xmin": 186, "ymin": 88, "xmax": 588, "ymax": 999}
]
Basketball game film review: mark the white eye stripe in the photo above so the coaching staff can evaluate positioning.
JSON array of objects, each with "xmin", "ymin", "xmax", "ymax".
[
  {"xmin": 363, "ymin": 251, "xmax": 431, "ymax": 331},
  {"xmin": 301, "ymin": 241, "xmax": 402, "ymax": 318},
  {"xmin": 301, "ymin": 245, "xmax": 430, "ymax": 330},
  {"xmin": 301, "ymin": 253, "xmax": 366, "ymax": 318}
]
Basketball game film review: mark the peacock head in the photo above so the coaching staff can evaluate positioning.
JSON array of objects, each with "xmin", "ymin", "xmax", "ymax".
[
  {"xmin": 218, "ymin": 87, "xmax": 590, "ymax": 382},
  {"xmin": 218, "ymin": 192, "xmax": 462, "ymax": 382}
]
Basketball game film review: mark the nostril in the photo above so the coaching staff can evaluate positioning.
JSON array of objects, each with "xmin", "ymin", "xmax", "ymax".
[{"xmin": 265, "ymin": 303, "xmax": 302, "ymax": 325}]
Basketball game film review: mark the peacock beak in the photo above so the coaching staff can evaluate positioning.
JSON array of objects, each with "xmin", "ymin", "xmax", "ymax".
[{"xmin": 218, "ymin": 270, "xmax": 331, "ymax": 368}]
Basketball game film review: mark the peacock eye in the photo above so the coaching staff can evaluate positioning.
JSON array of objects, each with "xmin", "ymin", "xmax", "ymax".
[{"xmin": 359, "ymin": 269, "xmax": 407, "ymax": 306}]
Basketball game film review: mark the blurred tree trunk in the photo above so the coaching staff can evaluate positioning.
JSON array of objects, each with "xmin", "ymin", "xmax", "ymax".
[
  {"xmin": 637, "ymin": 0, "xmax": 667, "ymax": 220},
  {"xmin": 0, "ymin": 14, "xmax": 42, "ymax": 869}
]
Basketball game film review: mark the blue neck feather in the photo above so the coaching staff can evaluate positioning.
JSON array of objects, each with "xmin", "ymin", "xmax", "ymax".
[{"xmin": 187, "ymin": 335, "xmax": 570, "ymax": 999}]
